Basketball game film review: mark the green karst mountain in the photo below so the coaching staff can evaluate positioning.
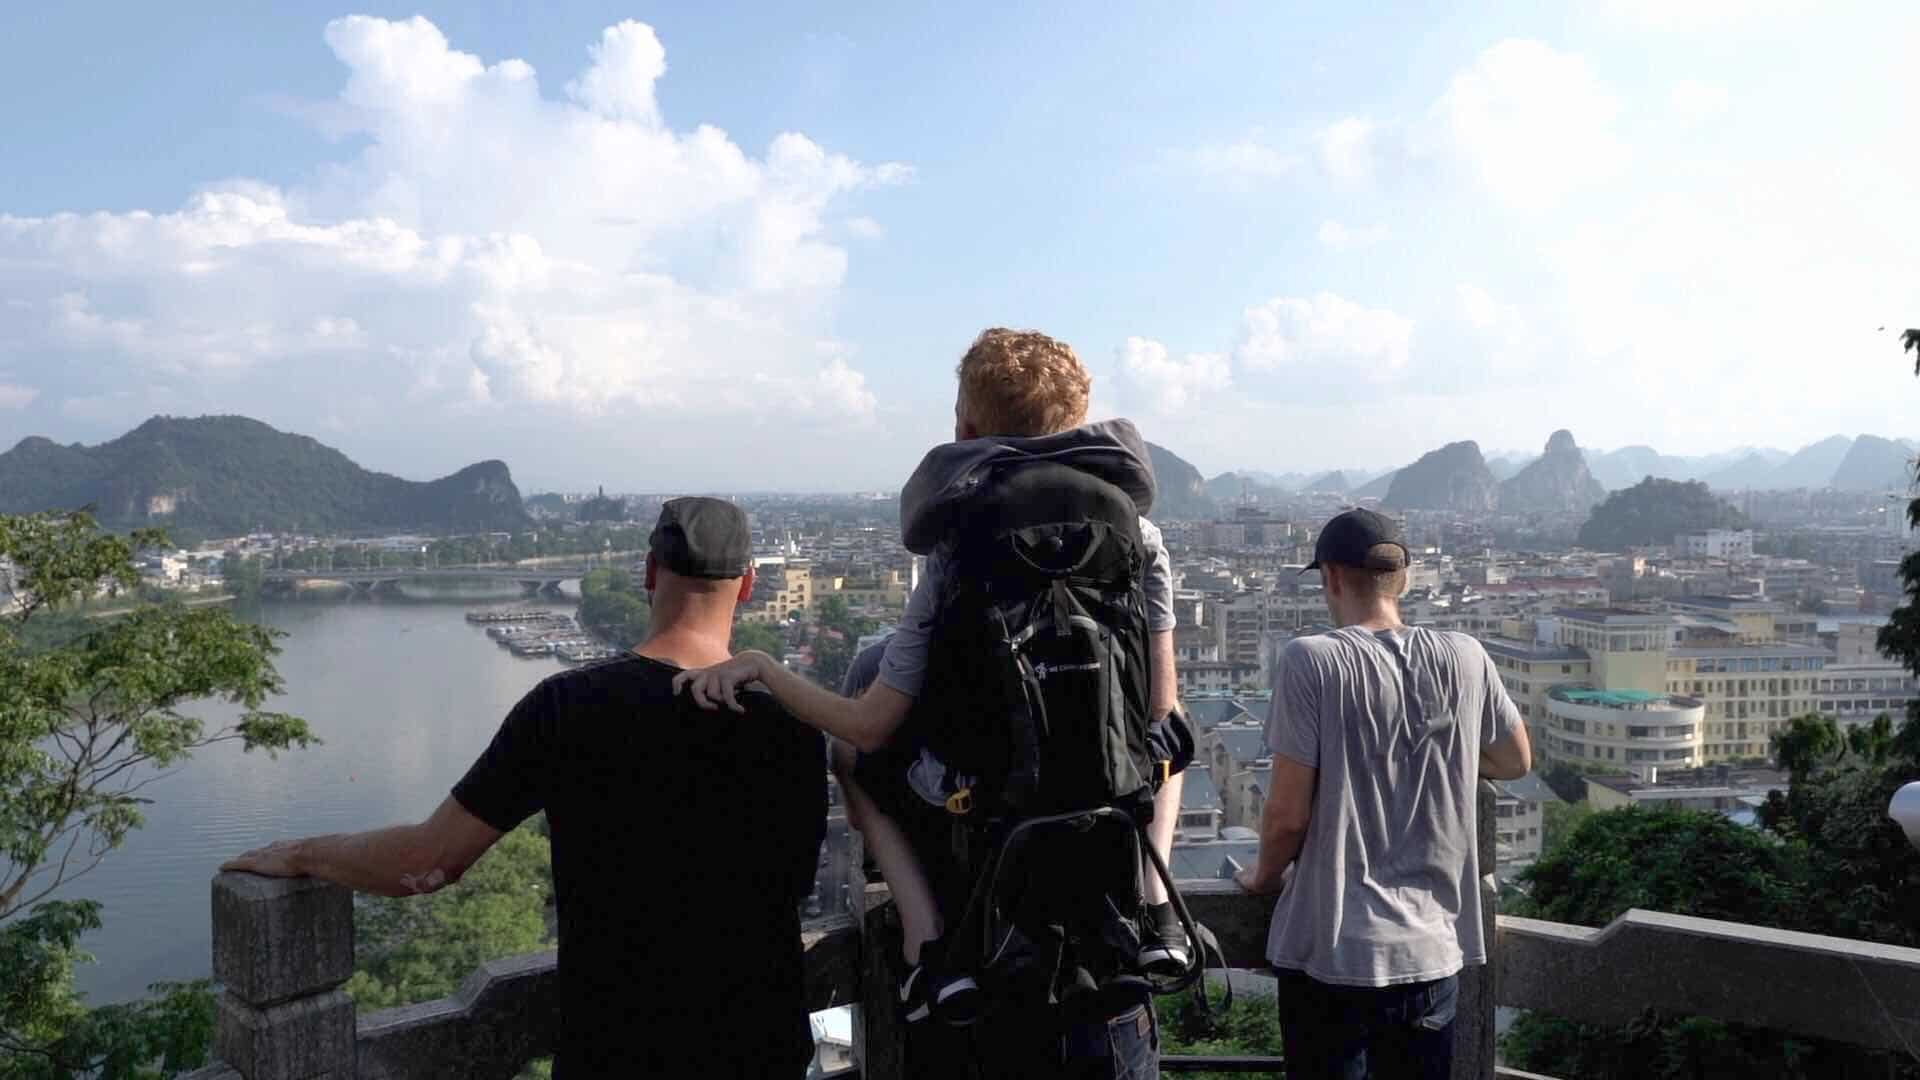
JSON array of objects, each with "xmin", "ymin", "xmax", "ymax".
[
  {"xmin": 1500, "ymin": 430, "xmax": 1607, "ymax": 514},
  {"xmin": 1576, "ymin": 477, "xmax": 1750, "ymax": 550},
  {"xmin": 0, "ymin": 415, "xmax": 533, "ymax": 536},
  {"xmin": 1829, "ymin": 434, "xmax": 1915, "ymax": 492},
  {"xmin": 1144, "ymin": 442, "xmax": 1218, "ymax": 520},
  {"xmin": 1384, "ymin": 440, "xmax": 1500, "ymax": 512}
]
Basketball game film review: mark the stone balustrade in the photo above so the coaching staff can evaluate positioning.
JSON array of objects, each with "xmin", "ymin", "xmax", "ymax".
[{"xmin": 181, "ymin": 785, "xmax": 1920, "ymax": 1078}]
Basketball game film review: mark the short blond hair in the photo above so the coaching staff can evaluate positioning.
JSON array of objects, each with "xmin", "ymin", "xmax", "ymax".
[
  {"xmin": 1332, "ymin": 543, "xmax": 1410, "ymax": 600},
  {"xmin": 955, "ymin": 328, "xmax": 1091, "ymax": 437}
]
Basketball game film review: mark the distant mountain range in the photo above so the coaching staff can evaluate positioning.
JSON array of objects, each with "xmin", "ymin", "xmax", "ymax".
[
  {"xmin": 1144, "ymin": 430, "xmax": 1915, "ymax": 520},
  {"xmin": 0, "ymin": 416, "xmax": 532, "ymax": 537}
]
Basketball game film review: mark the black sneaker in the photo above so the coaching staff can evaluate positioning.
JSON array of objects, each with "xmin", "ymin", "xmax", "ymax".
[
  {"xmin": 899, "ymin": 939, "xmax": 984, "ymax": 1026},
  {"xmin": 898, "ymin": 962, "xmax": 935, "ymax": 1023},
  {"xmin": 1137, "ymin": 902, "xmax": 1191, "ymax": 976},
  {"xmin": 930, "ymin": 969, "xmax": 983, "ymax": 1026}
]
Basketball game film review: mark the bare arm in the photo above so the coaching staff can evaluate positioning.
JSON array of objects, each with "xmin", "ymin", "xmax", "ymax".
[
  {"xmin": 676, "ymin": 650, "xmax": 913, "ymax": 753},
  {"xmin": 1235, "ymin": 755, "xmax": 1316, "ymax": 895},
  {"xmin": 1149, "ymin": 628, "xmax": 1175, "ymax": 721},
  {"xmin": 1481, "ymin": 720, "xmax": 1533, "ymax": 781},
  {"xmin": 223, "ymin": 796, "xmax": 503, "ymax": 897}
]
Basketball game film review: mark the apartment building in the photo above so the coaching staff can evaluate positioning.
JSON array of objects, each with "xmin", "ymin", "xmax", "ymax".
[
  {"xmin": 1676, "ymin": 529, "xmax": 1755, "ymax": 560},
  {"xmin": 1492, "ymin": 773, "xmax": 1558, "ymax": 869},
  {"xmin": 745, "ymin": 557, "xmax": 813, "ymax": 622},
  {"xmin": 1204, "ymin": 591, "xmax": 1267, "ymax": 669},
  {"xmin": 1489, "ymin": 604, "xmax": 1832, "ymax": 769},
  {"xmin": 1179, "ymin": 659, "xmax": 1263, "ymax": 694}
]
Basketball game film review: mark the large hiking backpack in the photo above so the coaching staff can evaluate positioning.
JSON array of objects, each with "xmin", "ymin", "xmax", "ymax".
[{"xmin": 911, "ymin": 459, "xmax": 1213, "ymax": 1011}]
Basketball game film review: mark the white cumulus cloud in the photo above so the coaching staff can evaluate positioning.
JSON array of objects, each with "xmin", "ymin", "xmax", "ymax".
[
  {"xmin": 0, "ymin": 384, "xmax": 38, "ymax": 410},
  {"xmin": 1428, "ymin": 39, "xmax": 1627, "ymax": 211},
  {"xmin": 0, "ymin": 16, "xmax": 909, "ymax": 457},
  {"xmin": 1233, "ymin": 292, "xmax": 1413, "ymax": 377},
  {"xmin": 1116, "ymin": 337, "xmax": 1232, "ymax": 413}
]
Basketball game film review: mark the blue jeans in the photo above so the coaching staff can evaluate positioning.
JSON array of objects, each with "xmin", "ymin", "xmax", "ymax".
[{"xmin": 1274, "ymin": 969, "xmax": 1457, "ymax": 1080}]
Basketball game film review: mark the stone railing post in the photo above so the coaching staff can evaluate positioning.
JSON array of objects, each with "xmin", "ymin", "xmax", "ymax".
[
  {"xmin": 210, "ymin": 872, "xmax": 357, "ymax": 1079},
  {"xmin": 844, "ymin": 829, "xmax": 910, "ymax": 1080},
  {"xmin": 1452, "ymin": 782, "xmax": 1499, "ymax": 1080}
]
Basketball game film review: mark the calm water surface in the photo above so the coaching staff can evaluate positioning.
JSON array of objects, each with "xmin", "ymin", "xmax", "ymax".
[{"xmin": 64, "ymin": 590, "xmax": 575, "ymax": 1003}]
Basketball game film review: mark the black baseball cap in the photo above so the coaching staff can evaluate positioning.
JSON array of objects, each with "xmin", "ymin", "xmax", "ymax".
[
  {"xmin": 1305, "ymin": 508, "xmax": 1409, "ymax": 572},
  {"xmin": 650, "ymin": 497, "xmax": 752, "ymax": 579}
]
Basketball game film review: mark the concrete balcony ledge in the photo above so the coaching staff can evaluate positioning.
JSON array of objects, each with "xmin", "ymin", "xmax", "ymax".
[{"xmin": 184, "ymin": 785, "xmax": 1920, "ymax": 1079}]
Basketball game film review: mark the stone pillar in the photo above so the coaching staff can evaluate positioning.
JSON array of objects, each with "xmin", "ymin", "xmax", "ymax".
[
  {"xmin": 1452, "ymin": 782, "xmax": 1499, "ymax": 1080},
  {"xmin": 210, "ymin": 872, "xmax": 357, "ymax": 1080},
  {"xmin": 842, "ymin": 828, "xmax": 911, "ymax": 1079}
]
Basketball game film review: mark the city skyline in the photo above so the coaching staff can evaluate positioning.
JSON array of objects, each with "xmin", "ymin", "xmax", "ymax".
[{"xmin": 2, "ymin": 2, "xmax": 1917, "ymax": 491}]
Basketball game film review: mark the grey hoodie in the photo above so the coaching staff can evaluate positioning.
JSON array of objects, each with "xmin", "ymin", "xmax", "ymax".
[{"xmin": 898, "ymin": 419, "xmax": 1159, "ymax": 555}]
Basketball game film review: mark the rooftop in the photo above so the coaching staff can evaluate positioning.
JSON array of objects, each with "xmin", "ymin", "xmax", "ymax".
[
  {"xmin": 1587, "ymin": 766, "xmax": 1789, "ymax": 798},
  {"xmin": 1550, "ymin": 686, "xmax": 1703, "ymax": 710},
  {"xmin": 1211, "ymin": 726, "xmax": 1269, "ymax": 766},
  {"xmin": 1554, "ymin": 606, "xmax": 1671, "ymax": 625},
  {"xmin": 1669, "ymin": 643, "xmax": 1833, "ymax": 659},
  {"xmin": 1493, "ymin": 772, "xmax": 1562, "ymax": 804},
  {"xmin": 1179, "ymin": 765, "xmax": 1219, "ymax": 811},
  {"xmin": 1482, "ymin": 637, "xmax": 1589, "ymax": 663},
  {"xmin": 1670, "ymin": 594, "xmax": 1783, "ymax": 613}
]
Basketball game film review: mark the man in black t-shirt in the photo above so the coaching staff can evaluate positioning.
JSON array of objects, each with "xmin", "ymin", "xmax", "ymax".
[{"xmin": 225, "ymin": 499, "xmax": 826, "ymax": 1078}]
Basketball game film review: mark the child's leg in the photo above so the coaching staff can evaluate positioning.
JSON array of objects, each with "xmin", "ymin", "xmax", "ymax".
[
  {"xmin": 832, "ymin": 740, "xmax": 943, "ymax": 964},
  {"xmin": 1142, "ymin": 769, "xmax": 1184, "ymax": 905}
]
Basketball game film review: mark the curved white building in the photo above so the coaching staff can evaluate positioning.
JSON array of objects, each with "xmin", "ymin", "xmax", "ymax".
[{"xmin": 1542, "ymin": 686, "xmax": 1706, "ymax": 775}]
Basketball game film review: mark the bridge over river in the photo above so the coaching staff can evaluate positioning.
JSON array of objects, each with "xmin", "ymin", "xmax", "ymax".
[{"xmin": 261, "ymin": 563, "xmax": 609, "ymax": 597}]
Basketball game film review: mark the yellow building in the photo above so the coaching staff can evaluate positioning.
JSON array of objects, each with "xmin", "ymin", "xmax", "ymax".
[
  {"xmin": 820, "ymin": 570, "xmax": 910, "ymax": 614},
  {"xmin": 744, "ymin": 558, "xmax": 814, "ymax": 623},
  {"xmin": 1484, "ymin": 604, "xmax": 1830, "ymax": 770}
]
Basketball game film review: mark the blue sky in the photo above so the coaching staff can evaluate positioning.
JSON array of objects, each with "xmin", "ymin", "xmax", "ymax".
[{"xmin": 1, "ymin": 2, "xmax": 1916, "ymax": 491}]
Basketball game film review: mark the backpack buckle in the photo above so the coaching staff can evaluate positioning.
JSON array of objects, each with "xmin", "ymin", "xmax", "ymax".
[{"xmin": 946, "ymin": 787, "xmax": 973, "ymax": 815}]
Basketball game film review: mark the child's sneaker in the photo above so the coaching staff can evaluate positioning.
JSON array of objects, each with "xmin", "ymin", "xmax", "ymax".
[
  {"xmin": 898, "ymin": 962, "xmax": 935, "ymax": 1023},
  {"xmin": 899, "ymin": 938, "xmax": 984, "ymax": 1025},
  {"xmin": 1137, "ymin": 901, "xmax": 1191, "ymax": 976}
]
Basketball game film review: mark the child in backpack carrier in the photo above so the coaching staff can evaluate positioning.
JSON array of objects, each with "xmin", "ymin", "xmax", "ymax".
[{"xmin": 677, "ymin": 329, "xmax": 1196, "ymax": 1026}]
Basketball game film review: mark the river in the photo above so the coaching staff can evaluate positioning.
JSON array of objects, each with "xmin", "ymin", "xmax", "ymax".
[{"xmin": 61, "ymin": 587, "xmax": 576, "ymax": 1003}]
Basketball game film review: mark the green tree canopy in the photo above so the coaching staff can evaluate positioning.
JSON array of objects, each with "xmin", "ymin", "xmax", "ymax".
[
  {"xmin": 344, "ymin": 822, "xmax": 552, "ymax": 1012},
  {"xmin": 1511, "ymin": 807, "xmax": 1806, "ymax": 929},
  {"xmin": 1, "ymin": 511, "xmax": 312, "ymax": 1077},
  {"xmin": 576, "ymin": 568, "xmax": 650, "ymax": 651},
  {"xmin": 729, "ymin": 621, "xmax": 785, "ymax": 657}
]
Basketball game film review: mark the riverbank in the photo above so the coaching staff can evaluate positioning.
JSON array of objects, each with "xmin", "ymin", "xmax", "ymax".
[{"xmin": 82, "ymin": 590, "xmax": 237, "ymax": 618}]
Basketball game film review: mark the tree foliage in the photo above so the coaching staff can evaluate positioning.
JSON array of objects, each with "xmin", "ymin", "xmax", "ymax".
[
  {"xmin": 1576, "ymin": 477, "xmax": 1750, "ymax": 550},
  {"xmin": 1539, "ymin": 798, "xmax": 1594, "ymax": 857},
  {"xmin": 576, "ymin": 568, "xmax": 651, "ymax": 651},
  {"xmin": 344, "ymin": 822, "xmax": 553, "ymax": 1012},
  {"xmin": 1511, "ymin": 808, "xmax": 1807, "ymax": 929},
  {"xmin": 1157, "ymin": 983, "xmax": 1285, "ymax": 1080},
  {"xmin": 729, "ymin": 621, "xmax": 786, "ymax": 658},
  {"xmin": 808, "ymin": 596, "xmax": 879, "ymax": 691},
  {"xmin": 0, "ymin": 900, "xmax": 215, "ymax": 1080},
  {"xmin": 1, "ymin": 511, "xmax": 311, "ymax": 1076}
]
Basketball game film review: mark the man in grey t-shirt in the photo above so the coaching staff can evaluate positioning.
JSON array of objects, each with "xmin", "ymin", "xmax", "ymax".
[{"xmin": 1235, "ymin": 509, "xmax": 1532, "ymax": 1080}]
